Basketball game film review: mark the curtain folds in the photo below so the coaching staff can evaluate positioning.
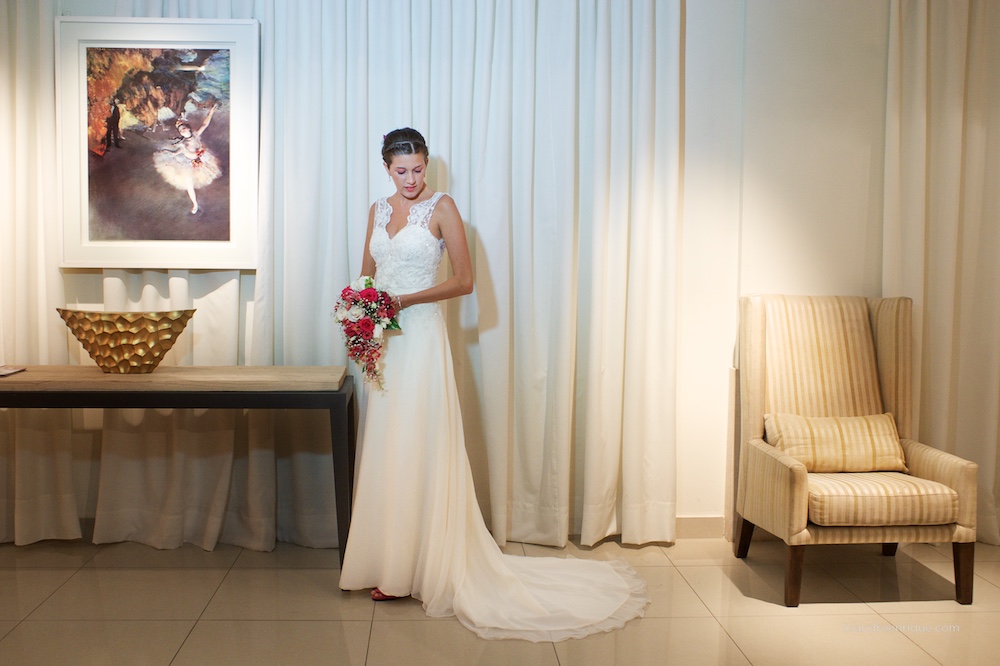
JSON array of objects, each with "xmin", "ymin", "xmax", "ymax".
[
  {"xmin": 882, "ymin": 0, "xmax": 1000, "ymax": 544},
  {"xmin": 577, "ymin": 0, "xmax": 679, "ymax": 546},
  {"xmin": 1, "ymin": 0, "xmax": 681, "ymax": 550}
]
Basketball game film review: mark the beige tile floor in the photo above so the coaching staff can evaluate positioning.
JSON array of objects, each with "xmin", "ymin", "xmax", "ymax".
[{"xmin": 2, "ymin": 535, "xmax": 1000, "ymax": 665}]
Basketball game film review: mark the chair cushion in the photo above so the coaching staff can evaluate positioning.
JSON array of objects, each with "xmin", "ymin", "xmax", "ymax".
[
  {"xmin": 764, "ymin": 412, "xmax": 908, "ymax": 473},
  {"xmin": 807, "ymin": 472, "xmax": 959, "ymax": 526}
]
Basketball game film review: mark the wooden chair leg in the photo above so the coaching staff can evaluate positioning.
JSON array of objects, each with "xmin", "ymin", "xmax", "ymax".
[
  {"xmin": 785, "ymin": 545, "xmax": 805, "ymax": 607},
  {"xmin": 954, "ymin": 542, "xmax": 974, "ymax": 605},
  {"xmin": 734, "ymin": 513, "xmax": 755, "ymax": 558},
  {"xmin": 882, "ymin": 543, "xmax": 898, "ymax": 556}
]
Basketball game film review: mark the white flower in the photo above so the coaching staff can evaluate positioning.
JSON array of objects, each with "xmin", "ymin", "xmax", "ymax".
[
  {"xmin": 348, "ymin": 305, "xmax": 364, "ymax": 321},
  {"xmin": 351, "ymin": 275, "xmax": 374, "ymax": 291},
  {"xmin": 335, "ymin": 307, "xmax": 348, "ymax": 322},
  {"xmin": 373, "ymin": 324, "xmax": 384, "ymax": 339}
]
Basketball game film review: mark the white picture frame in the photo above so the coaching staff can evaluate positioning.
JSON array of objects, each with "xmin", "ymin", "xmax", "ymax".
[{"xmin": 55, "ymin": 17, "xmax": 260, "ymax": 269}]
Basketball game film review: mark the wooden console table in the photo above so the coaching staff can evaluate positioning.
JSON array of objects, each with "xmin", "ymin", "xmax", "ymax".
[{"xmin": 0, "ymin": 365, "xmax": 357, "ymax": 565}]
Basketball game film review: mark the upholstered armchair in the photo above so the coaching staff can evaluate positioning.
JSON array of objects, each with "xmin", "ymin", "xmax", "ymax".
[{"xmin": 733, "ymin": 295, "xmax": 977, "ymax": 606}]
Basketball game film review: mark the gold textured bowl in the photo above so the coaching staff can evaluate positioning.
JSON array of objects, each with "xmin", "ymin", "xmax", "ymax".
[{"xmin": 56, "ymin": 308, "xmax": 195, "ymax": 374}]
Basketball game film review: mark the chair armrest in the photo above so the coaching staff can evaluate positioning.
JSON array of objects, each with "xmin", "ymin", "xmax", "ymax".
[
  {"xmin": 737, "ymin": 438, "xmax": 809, "ymax": 540},
  {"xmin": 901, "ymin": 438, "xmax": 978, "ymax": 529}
]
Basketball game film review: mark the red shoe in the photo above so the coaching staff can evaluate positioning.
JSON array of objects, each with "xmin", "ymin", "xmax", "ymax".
[{"xmin": 371, "ymin": 587, "xmax": 402, "ymax": 601}]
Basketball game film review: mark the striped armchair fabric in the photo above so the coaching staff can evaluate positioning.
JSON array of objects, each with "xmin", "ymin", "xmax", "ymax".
[{"xmin": 734, "ymin": 295, "xmax": 977, "ymax": 606}]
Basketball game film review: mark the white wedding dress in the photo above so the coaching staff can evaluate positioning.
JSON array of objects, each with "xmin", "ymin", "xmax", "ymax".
[{"xmin": 339, "ymin": 192, "xmax": 648, "ymax": 642}]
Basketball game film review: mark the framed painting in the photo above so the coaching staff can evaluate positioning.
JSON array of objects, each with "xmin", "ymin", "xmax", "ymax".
[{"xmin": 55, "ymin": 17, "xmax": 260, "ymax": 269}]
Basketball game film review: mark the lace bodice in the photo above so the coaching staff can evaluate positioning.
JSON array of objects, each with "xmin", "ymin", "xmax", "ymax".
[{"xmin": 370, "ymin": 192, "xmax": 446, "ymax": 294}]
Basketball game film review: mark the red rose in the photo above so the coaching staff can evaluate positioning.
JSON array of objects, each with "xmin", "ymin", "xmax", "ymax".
[
  {"xmin": 358, "ymin": 317, "xmax": 375, "ymax": 333},
  {"xmin": 359, "ymin": 287, "xmax": 378, "ymax": 302}
]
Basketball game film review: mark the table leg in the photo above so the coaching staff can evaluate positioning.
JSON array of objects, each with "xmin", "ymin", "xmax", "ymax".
[{"xmin": 330, "ymin": 376, "xmax": 356, "ymax": 567}]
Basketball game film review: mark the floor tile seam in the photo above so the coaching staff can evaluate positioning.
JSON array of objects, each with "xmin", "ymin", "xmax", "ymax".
[
  {"xmin": 865, "ymin": 606, "xmax": 947, "ymax": 666},
  {"xmin": 641, "ymin": 611, "xmax": 719, "ymax": 619},
  {"xmin": 167, "ymin": 620, "xmax": 200, "ymax": 666},
  {"xmin": 670, "ymin": 562, "xmax": 881, "ymax": 616},
  {"xmin": 550, "ymin": 638, "xmax": 562, "ymax": 666},
  {"xmin": 168, "ymin": 547, "xmax": 245, "ymax": 665},
  {"xmin": 663, "ymin": 559, "xmax": 737, "ymax": 567},
  {"xmin": 833, "ymin": 558, "xmax": 1000, "ymax": 602},
  {"xmin": 693, "ymin": 613, "xmax": 755, "ymax": 665},
  {"xmin": 187, "ymin": 617, "xmax": 371, "ymax": 624},
  {"xmin": 71, "ymin": 565, "xmax": 239, "ymax": 571},
  {"xmin": 630, "ymin": 564, "xmax": 679, "ymax": 574},
  {"xmin": 631, "ymin": 563, "xmax": 716, "ymax": 614},
  {"xmin": 83, "ymin": 566, "xmax": 241, "ymax": 571},
  {"xmin": 83, "ymin": 543, "xmax": 103, "ymax": 567},
  {"xmin": 20, "ymin": 562, "xmax": 87, "ymax": 623},
  {"xmin": 671, "ymin": 562, "xmax": 748, "ymax": 571},
  {"xmin": 364, "ymin": 602, "xmax": 375, "ymax": 666},
  {"xmin": 0, "ymin": 619, "xmax": 21, "ymax": 645},
  {"xmin": 86, "ymin": 553, "xmax": 244, "ymax": 569},
  {"xmin": 0, "ymin": 565, "xmax": 95, "ymax": 570},
  {"xmin": 972, "ymin": 571, "xmax": 1000, "ymax": 593},
  {"xmin": 720, "ymin": 611, "xmax": 948, "ymax": 666},
  {"xmin": 624, "ymin": 558, "xmax": 677, "ymax": 567},
  {"xmin": 224, "ymin": 565, "xmax": 343, "ymax": 571},
  {"xmin": 370, "ymin": 617, "xmax": 457, "ymax": 622},
  {"xmin": 0, "ymin": 545, "xmax": 104, "ymax": 570},
  {"xmin": 873, "ymin": 608, "xmax": 1000, "ymax": 618},
  {"xmin": 691, "ymin": 556, "xmax": 875, "ymax": 607},
  {"xmin": 13, "ymin": 618, "xmax": 197, "ymax": 624},
  {"xmin": 671, "ymin": 564, "xmax": 727, "ymax": 620},
  {"xmin": 824, "ymin": 564, "xmax": 867, "ymax": 605},
  {"xmin": 812, "ymin": 556, "xmax": 946, "ymax": 575}
]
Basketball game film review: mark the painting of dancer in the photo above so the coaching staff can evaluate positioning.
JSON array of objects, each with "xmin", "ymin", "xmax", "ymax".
[
  {"xmin": 86, "ymin": 46, "xmax": 231, "ymax": 241},
  {"xmin": 57, "ymin": 17, "xmax": 258, "ymax": 268}
]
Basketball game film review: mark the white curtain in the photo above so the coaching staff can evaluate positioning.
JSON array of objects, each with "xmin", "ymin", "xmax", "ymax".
[
  {"xmin": 1, "ymin": 0, "xmax": 680, "ymax": 549},
  {"xmin": 883, "ymin": 0, "xmax": 1000, "ymax": 544},
  {"xmin": 0, "ymin": 0, "xmax": 81, "ymax": 545}
]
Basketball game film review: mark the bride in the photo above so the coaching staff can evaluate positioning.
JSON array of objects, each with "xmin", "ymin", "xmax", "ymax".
[{"xmin": 339, "ymin": 128, "xmax": 648, "ymax": 642}]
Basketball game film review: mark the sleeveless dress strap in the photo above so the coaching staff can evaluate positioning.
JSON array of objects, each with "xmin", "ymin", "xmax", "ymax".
[
  {"xmin": 411, "ymin": 192, "xmax": 446, "ymax": 230},
  {"xmin": 374, "ymin": 197, "xmax": 391, "ymax": 229}
]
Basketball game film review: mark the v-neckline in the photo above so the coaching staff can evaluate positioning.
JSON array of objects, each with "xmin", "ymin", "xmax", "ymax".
[
  {"xmin": 384, "ymin": 194, "xmax": 433, "ymax": 240},
  {"xmin": 385, "ymin": 197, "xmax": 415, "ymax": 241}
]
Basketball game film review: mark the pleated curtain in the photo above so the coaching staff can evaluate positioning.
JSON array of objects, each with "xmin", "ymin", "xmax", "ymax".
[{"xmin": 882, "ymin": 0, "xmax": 1000, "ymax": 544}]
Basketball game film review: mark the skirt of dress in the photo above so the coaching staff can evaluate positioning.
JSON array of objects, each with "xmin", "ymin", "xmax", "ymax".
[
  {"xmin": 152, "ymin": 145, "xmax": 222, "ymax": 190},
  {"xmin": 339, "ymin": 302, "xmax": 648, "ymax": 642}
]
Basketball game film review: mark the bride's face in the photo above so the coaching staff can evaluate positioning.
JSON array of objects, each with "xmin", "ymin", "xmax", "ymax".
[{"xmin": 386, "ymin": 153, "xmax": 428, "ymax": 200}]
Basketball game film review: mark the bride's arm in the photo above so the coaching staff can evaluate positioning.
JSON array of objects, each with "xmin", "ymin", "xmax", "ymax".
[
  {"xmin": 360, "ymin": 204, "xmax": 377, "ymax": 277},
  {"xmin": 398, "ymin": 195, "xmax": 473, "ymax": 308}
]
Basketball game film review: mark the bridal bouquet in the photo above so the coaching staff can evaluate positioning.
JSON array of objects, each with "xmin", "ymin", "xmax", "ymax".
[{"xmin": 334, "ymin": 276, "xmax": 401, "ymax": 389}]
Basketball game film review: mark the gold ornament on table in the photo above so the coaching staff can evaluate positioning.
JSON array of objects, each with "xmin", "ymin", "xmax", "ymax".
[{"xmin": 56, "ymin": 308, "xmax": 195, "ymax": 374}]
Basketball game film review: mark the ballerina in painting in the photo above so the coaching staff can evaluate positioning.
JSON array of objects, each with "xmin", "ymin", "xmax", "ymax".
[{"xmin": 152, "ymin": 104, "xmax": 221, "ymax": 214}]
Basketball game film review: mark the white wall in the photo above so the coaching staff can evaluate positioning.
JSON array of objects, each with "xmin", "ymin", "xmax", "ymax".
[
  {"xmin": 678, "ymin": 0, "xmax": 891, "ymax": 525},
  {"xmin": 739, "ymin": 0, "xmax": 889, "ymax": 297},
  {"xmin": 677, "ymin": 0, "xmax": 745, "ymax": 525}
]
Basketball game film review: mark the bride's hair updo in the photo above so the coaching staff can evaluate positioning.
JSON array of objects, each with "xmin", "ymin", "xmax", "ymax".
[{"xmin": 382, "ymin": 128, "xmax": 429, "ymax": 166}]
